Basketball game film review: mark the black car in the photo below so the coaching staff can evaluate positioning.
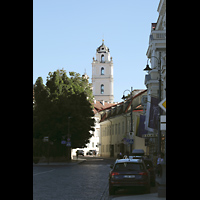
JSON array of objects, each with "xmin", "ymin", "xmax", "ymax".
[
  {"xmin": 77, "ymin": 150, "xmax": 84, "ymax": 156},
  {"xmin": 86, "ymin": 150, "xmax": 96, "ymax": 155},
  {"xmin": 109, "ymin": 158, "xmax": 150, "ymax": 195}
]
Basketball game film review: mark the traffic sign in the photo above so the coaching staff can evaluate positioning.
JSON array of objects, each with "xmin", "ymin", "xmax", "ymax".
[
  {"xmin": 158, "ymin": 98, "xmax": 166, "ymax": 112},
  {"xmin": 129, "ymin": 139, "xmax": 134, "ymax": 144},
  {"xmin": 160, "ymin": 115, "xmax": 166, "ymax": 130},
  {"xmin": 61, "ymin": 140, "xmax": 67, "ymax": 144},
  {"xmin": 66, "ymin": 142, "xmax": 71, "ymax": 147},
  {"xmin": 126, "ymin": 139, "xmax": 134, "ymax": 144}
]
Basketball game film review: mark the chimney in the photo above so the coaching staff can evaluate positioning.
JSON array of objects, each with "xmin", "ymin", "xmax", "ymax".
[{"xmin": 100, "ymin": 100, "xmax": 104, "ymax": 106}]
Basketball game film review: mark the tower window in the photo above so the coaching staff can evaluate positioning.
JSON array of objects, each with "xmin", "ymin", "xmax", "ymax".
[
  {"xmin": 101, "ymin": 84, "xmax": 104, "ymax": 94},
  {"xmin": 101, "ymin": 54, "xmax": 105, "ymax": 63},
  {"xmin": 101, "ymin": 67, "xmax": 104, "ymax": 75}
]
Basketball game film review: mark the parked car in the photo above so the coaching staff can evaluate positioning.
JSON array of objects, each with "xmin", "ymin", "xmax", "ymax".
[
  {"xmin": 131, "ymin": 149, "xmax": 145, "ymax": 156},
  {"xmin": 130, "ymin": 149, "xmax": 156, "ymax": 186},
  {"xmin": 77, "ymin": 150, "xmax": 84, "ymax": 156},
  {"xmin": 123, "ymin": 149, "xmax": 144, "ymax": 160},
  {"xmin": 109, "ymin": 158, "xmax": 150, "ymax": 195},
  {"xmin": 86, "ymin": 150, "xmax": 96, "ymax": 155}
]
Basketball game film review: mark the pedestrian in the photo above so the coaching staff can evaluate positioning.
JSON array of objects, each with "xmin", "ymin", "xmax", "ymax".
[
  {"xmin": 119, "ymin": 152, "xmax": 123, "ymax": 159},
  {"xmin": 156, "ymin": 153, "xmax": 164, "ymax": 177}
]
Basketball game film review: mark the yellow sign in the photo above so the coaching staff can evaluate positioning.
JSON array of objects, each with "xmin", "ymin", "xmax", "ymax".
[
  {"xmin": 158, "ymin": 98, "xmax": 166, "ymax": 112},
  {"xmin": 162, "ymin": 100, "xmax": 166, "ymax": 109}
]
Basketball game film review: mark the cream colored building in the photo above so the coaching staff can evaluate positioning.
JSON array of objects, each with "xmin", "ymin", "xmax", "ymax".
[
  {"xmin": 99, "ymin": 90, "xmax": 147, "ymax": 158},
  {"xmin": 72, "ymin": 92, "xmax": 115, "ymax": 157},
  {"xmin": 144, "ymin": 0, "xmax": 166, "ymax": 158}
]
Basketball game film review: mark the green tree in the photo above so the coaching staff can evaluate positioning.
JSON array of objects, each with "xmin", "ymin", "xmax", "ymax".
[{"xmin": 33, "ymin": 69, "xmax": 95, "ymax": 160}]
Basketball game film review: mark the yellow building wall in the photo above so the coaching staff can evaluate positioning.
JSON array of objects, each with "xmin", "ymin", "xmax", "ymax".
[{"xmin": 134, "ymin": 136, "xmax": 147, "ymax": 155}]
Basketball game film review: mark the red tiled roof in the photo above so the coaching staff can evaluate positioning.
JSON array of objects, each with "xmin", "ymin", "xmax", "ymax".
[
  {"xmin": 92, "ymin": 101, "xmax": 116, "ymax": 114},
  {"xmin": 125, "ymin": 90, "xmax": 147, "ymax": 113}
]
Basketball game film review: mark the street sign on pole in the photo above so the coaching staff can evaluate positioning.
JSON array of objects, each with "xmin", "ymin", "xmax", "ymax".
[
  {"xmin": 160, "ymin": 115, "xmax": 166, "ymax": 130},
  {"xmin": 158, "ymin": 98, "xmax": 166, "ymax": 112},
  {"xmin": 129, "ymin": 139, "xmax": 134, "ymax": 144},
  {"xmin": 126, "ymin": 139, "xmax": 134, "ymax": 144},
  {"xmin": 66, "ymin": 142, "xmax": 71, "ymax": 147},
  {"xmin": 61, "ymin": 140, "xmax": 67, "ymax": 144}
]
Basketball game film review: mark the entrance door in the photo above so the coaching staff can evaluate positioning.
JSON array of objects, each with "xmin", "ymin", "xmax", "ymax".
[{"xmin": 110, "ymin": 145, "xmax": 114, "ymax": 157}]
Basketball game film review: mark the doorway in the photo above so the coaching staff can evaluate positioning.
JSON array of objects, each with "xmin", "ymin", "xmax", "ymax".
[{"xmin": 110, "ymin": 145, "xmax": 114, "ymax": 157}]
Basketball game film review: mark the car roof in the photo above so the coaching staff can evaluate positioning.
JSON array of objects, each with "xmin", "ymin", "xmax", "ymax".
[
  {"xmin": 115, "ymin": 159, "xmax": 143, "ymax": 164},
  {"xmin": 132, "ymin": 149, "xmax": 144, "ymax": 154}
]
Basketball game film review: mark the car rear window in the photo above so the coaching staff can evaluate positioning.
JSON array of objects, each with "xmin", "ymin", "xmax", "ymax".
[{"xmin": 114, "ymin": 163, "xmax": 144, "ymax": 171}]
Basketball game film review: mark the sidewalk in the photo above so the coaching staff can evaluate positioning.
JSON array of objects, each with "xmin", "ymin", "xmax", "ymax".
[
  {"xmin": 112, "ymin": 193, "xmax": 166, "ymax": 200},
  {"xmin": 33, "ymin": 158, "xmax": 86, "ymax": 166}
]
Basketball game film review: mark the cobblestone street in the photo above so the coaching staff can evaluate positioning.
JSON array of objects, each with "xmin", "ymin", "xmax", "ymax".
[
  {"xmin": 33, "ymin": 156, "xmax": 159, "ymax": 200},
  {"xmin": 33, "ymin": 157, "xmax": 114, "ymax": 200}
]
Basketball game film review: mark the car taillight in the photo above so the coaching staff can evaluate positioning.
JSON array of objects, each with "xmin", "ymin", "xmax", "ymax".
[
  {"xmin": 139, "ymin": 172, "xmax": 148, "ymax": 176},
  {"xmin": 111, "ymin": 172, "xmax": 119, "ymax": 176},
  {"xmin": 111, "ymin": 172, "xmax": 119, "ymax": 179}
]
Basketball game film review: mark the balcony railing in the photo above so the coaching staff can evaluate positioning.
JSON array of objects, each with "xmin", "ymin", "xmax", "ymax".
[{"xmin": 149, "ymin": 30, "xmax": 166, "ymax": 44}]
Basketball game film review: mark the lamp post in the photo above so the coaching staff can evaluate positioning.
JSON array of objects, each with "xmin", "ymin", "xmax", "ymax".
[
  {"xmin": 144, "ymin": 52, "xmax": 166, "ymax": 197},
  {"xmin": 67, "ymin": 116, "xmax": 72, "ymax": 160},
  {"xmin": 122, "ymin": 87, "xmax": 133, "ymax": 153},
  {"xmin": 143, "ymin": 52, "xmax": 161, "ymax": 156}
]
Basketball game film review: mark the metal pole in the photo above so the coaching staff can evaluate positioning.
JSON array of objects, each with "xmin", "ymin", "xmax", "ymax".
[
  {"xmin": 157, "ymin": 52, "xmax": 161, "ymax": 156},
  {"xmin": 67, "ymin": 117, "xmax": 71, "ymax": 160},
  {"xmin": 157, "ymin": 52, "xmax": 166, "ymax": 197},
  {"xmin": 130, "ymin": 87, "xmax": 133, "ymax": 153}
]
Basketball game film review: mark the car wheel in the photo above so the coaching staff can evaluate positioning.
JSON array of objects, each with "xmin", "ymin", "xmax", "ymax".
[{"xmin": 109, "ymin": 185, "xmax": 115, "ymax": 195}]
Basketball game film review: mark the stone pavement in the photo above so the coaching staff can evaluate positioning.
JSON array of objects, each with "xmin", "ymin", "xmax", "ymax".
[
  {"xmin": 33, "ymin": 157, "xmax": 112, "ymax": 200},
  {"xmin": 33, "ymin": 158, "xmax": 86, "ymax": 165},
  {"xmin": 112, "ymin": 193, "xmax": 166, "ymax": 200}
]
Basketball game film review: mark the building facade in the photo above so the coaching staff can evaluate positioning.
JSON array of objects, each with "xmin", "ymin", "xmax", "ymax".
[
  {"xmin": 73, "ymin": 41, "xmax": 115, "ymax": 156},
  {"xmin": 143, "ymin": 0, "xmax": 166, "ymax": 159},
  {"xmin": 72, "ymin": 98, "xmax": 115, "ymax": 157},
  {"xmin": 91, "ymin": 40, "xmax": 114, "ymax": 103},
  {"xmin": 99, "ymin": 90, "xmax": 147, "ymax": 158}
]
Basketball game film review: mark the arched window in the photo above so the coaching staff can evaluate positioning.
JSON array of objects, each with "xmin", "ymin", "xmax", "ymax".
[
  {"xmin": 101, "ymin": 67, "xmax": 104, "ymax": 75},
  {"xmin": 101, "ymin": 84, "xmax": 104, "ymax": 94},
  {"xmin": 101, "ymin": 54, "xmax": 105, "ymax": 63}
]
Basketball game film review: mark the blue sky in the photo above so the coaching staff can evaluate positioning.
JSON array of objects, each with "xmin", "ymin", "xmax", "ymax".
[{"xmin": 33, "ymin": 0, "xmax": 159, "ymax": 103}]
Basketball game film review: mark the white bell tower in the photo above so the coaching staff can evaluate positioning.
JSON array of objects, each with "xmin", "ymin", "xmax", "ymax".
[{"xmin": 92, "ymin": 40, "xmax": 114, "ymax": 103}]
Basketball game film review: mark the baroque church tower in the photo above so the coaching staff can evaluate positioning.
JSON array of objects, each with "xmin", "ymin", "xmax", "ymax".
[{"xmin": 92, "ymin": 40, "xmax": 114, "ymax": 103}]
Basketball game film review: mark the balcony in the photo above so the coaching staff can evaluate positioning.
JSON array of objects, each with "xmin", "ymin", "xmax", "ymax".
[
  {"xmin": 147, "ymin": 30, "xmax": 166, "ymax": 57},
  {"xmin": 149, "ymin": 30, "xmax": 166, "ymax": 44}
]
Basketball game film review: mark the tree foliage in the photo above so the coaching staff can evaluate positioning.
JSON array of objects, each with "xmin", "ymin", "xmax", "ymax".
[{"xmin": 33, "ymin": 69, "xmax": 95, "ymax": 155}]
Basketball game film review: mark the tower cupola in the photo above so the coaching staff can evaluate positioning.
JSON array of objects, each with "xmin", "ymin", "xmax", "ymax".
[{"xmin": 91, "ymin": 40, "xmax": 114, "ymax": 103}]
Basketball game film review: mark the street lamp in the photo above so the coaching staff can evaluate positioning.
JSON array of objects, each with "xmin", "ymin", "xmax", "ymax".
[
  {"xmin": 143, "ymin": 59, "xmax": 152, "ymax": 71},
  {"xmin": 143, "ymin": 52, "xmax": 161, "ymax": 157},
  {"xmin": 67, "ymin": 116, "xmax": 72, "ymax": 160},
  {"xmin": 144, "ymin": 53, "xmax": 166, "ymax": 197},
  {"xmin": 121, "ymin": 87, "xmax": 133, "ymax": 153}
]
